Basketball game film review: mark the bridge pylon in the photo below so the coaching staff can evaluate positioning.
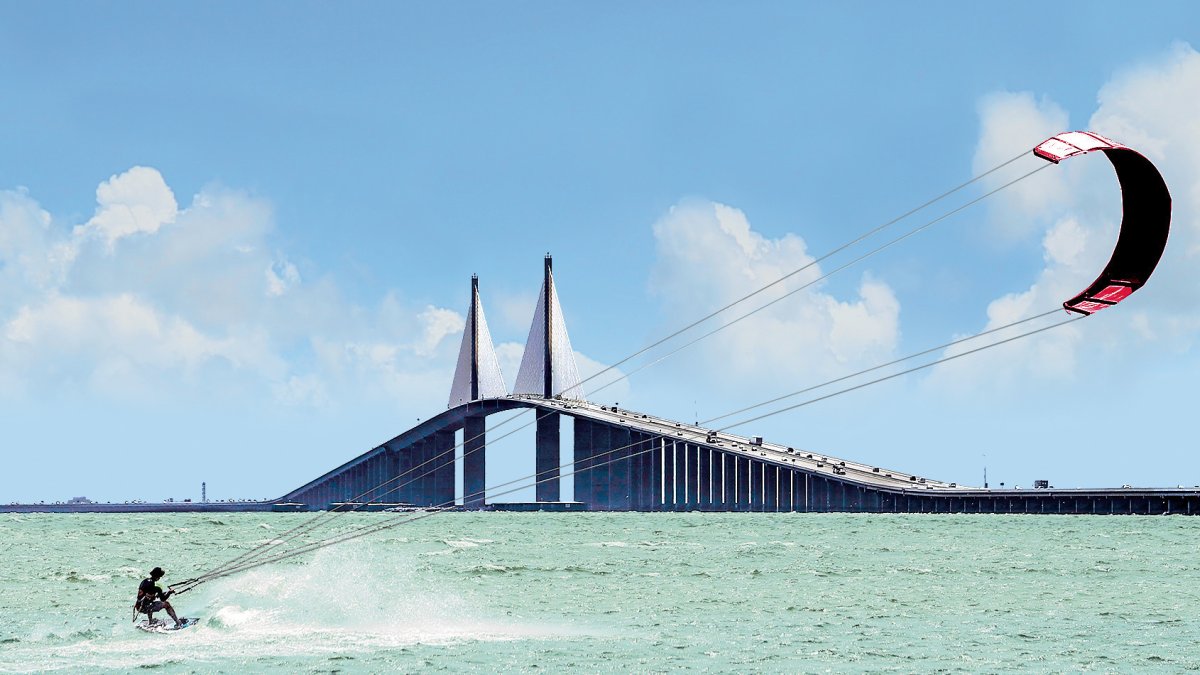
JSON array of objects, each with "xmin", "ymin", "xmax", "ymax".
[
  {"xmin": 514, "ymin": 255, "xmax": 585, "ymax": 502},
  {"xmin": 449, "ymin": 275, "xmax": 507, "ymax": 508}
]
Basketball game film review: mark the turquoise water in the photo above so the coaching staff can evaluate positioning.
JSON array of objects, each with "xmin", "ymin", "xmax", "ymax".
[{"xmin": 2, "ymin": 512, "xmax": 1199, "ymax": 673}]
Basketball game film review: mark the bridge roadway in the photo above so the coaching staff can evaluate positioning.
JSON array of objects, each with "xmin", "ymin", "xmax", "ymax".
[
  {"xmin": 543, "ymin": 396, "xmax": 960, "ymax": 492},
  {"xmin": 274, "ymin": 395, "xmax": 1200, "ymax": 515}
]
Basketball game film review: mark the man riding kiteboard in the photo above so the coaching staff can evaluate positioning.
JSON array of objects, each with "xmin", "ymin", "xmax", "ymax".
[{"xmin": 134, "ymin": 567, "xmax": 184, "ymax": 628}]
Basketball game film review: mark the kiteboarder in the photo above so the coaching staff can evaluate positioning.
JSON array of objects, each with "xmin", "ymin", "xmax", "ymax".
[{"xmin": 134, "ymin": 567, "xmax": 183, "ymax": 628}]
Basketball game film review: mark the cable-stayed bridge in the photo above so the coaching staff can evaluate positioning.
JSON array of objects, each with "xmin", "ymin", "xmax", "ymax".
[{"xmin": 277, "ymin": 256, "xmax": 1200, "ymax": 516}]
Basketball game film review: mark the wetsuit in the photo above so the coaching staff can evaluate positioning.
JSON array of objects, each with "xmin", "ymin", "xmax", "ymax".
[{"xmin": 136, "ymin": 578, "xmax": 170, "ymax": 614}]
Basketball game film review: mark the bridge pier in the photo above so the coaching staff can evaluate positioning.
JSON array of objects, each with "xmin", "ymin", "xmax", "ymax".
[
  {"xmin": 573, "ymin": 417, "xmax": 594, "ymax": 506},
  {"xmin": 535, "ymin": 414, "xmax": 560, "ymax": 502},
  {"xmin": 610, "ymin": 426, "xmax": 632, "ymax": 510},
  {"xmin": 463, "ymin": 415, "xmax": 487, "ymax": 508},
  {"xmin": 735, "ymin": 456, "xmax": 750, "ymax": 511},
  {"xmin": 593, "ymin": 423, "xmax": 612, "ymax": 509},
  {"xmin": 662, "ymin": 439, "xmax": 672, "ymax": 506},
  {"xmin": 433, "ymin": 430, "xmax": 455, "ymax": 506}
]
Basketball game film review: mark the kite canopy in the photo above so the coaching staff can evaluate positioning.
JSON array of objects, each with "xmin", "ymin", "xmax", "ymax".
[{"xmin": 1032, "ymin": 131, "xmax": 1172, "ymax": 315}]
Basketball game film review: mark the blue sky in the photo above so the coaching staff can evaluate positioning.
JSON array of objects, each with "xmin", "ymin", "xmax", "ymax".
[{"xmin": 3, "ymin": 2, "xmax": 1199, "ymax": 503}]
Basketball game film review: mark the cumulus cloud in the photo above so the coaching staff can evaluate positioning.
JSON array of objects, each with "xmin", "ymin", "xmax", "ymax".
[
  {"xmin": 0, "ymin": 189, "xmax": 73, "ymax": 301},
  {"xmin": 74, "ymin": 166, "xmax": 178, "ymax": 248},
  {"xmin": 647, "ymin": 199, "xmax": 901, "ymax": 391},
  {"xmin": 412, "ymin": 306, "xmax": 465, "ymax": 358},
  {"xmin": 973, "ymin": 92, "xmax": 1072, "ymax": 242},
  {"xmin": 929, "ymin": 42, "xmax": 1200, "ymax": 392},
  {"xmin": 0, "ymin": 167, "xmax": 467, "ymax": 410}
]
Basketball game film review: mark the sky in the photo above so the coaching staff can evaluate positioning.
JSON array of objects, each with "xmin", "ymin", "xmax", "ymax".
[{"xmin": 3, "ymin": 1, "xmax": 1200, "ymax": 503}]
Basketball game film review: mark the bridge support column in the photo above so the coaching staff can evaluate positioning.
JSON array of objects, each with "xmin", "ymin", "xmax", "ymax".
[
  {"xmin": 651, "ymin": 438, "xmax": 664, "ymax": 510},
  {"xmin": 765, "ymin": 465, "xmax": 778, "ymax": 512},
  {"xmin": 433, "ymin": 430, "xmax": 455, "ymax": 506},
  {"xmin": 610, "ymin": 426, "xmax": 632, "ymax": 510},
  {"xmin": 394, "ymin": 443, "xmax": 411, "ymax": 505},
  {"xmin": 684, "ymin": 444, "xmax": 698, "ymax": 509},
  {"xmin": 535, "ymin": 413, "xmax": 560, "ymax": 502},
  {"xmin": 780, "ymin": 469, "xmax": 793, "ymax": 512},
  {"xmin": 573, "ymin": 417, "xmax": 593, "ymax": 508},
  {"xmin": 592, "ymin": 423, "xmax": 611, "ymax": 509},
  {"xmin": 720, "ymin": 452, "xmax": 733, "ymax": 510},
  {"xmin": 412, "ymin": 439, "xmax": 430, "ymax": 506},
  {"xmin": 463, "ymin": 416, "xmax": 487, "ymax": 509},
  {"xmin": 696, "ymin": 446, "xmax": 708, "ymax": 510},
  {"xmin": 632, "ymin": 433, "xmax": 654, "ymax": 511},
  {"xmin": 628, "ymin": 427, "xmax": 648, "ymax": 506},
  {"xmin": 734, "ymin": 457, "xmax": 749, "ymax": 511}
]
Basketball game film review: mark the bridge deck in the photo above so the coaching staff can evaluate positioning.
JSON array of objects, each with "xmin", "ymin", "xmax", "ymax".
[{"xmin": 267, "ymin": 396, "xmax": 1200, "ymax": 515}]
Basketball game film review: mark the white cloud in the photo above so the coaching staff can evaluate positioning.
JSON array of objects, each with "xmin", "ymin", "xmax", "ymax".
[
  {"xmin": 929, "ymin": 42, "xmax": 1200, "ymax": 393},
  {"xmin": 973, "ymin": 91, "xmax": 1072, "ymax": 243},
  {"xmin": 0, "ymin": 189, "xmax": 74, "ymax": 301},
  {"xmin": 73, "ymin": 166, "xmax": 178, "ymax": 248},
  {"xmin": 648, "ymin": 199, "xmax": 901, "ymax": 391},
  {"xmin": 0, "ymin": 167, "xmax": 470, "ymax": 410},
  {"xmin": 412, "ymin": 306, "xmax": 465, "ymax": 358}
]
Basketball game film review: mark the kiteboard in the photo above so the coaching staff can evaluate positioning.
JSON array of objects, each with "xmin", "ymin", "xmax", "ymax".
[{"xmin": 135, "ymin": 617, "xmax": 198, "ymax": 633}]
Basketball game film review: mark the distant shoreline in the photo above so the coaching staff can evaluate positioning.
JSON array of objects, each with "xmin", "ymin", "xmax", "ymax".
[{"xmin": 1, "ymin": 501, "xmax": 277, "ymax": 514}]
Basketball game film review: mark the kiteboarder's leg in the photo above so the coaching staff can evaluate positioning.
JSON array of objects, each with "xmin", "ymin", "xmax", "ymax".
[{"xmin": 163, "ymin": 600, "xmax": 181, "ymax": 627}]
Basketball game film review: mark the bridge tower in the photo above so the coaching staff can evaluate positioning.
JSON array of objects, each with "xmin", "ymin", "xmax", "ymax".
[
  {"xmin": 514, "ymin": 255, "xmax": 585, "ymax": 502},
  {"xmin": 449, "ymin": 274, "xmax": 507, "ymax": 508}
]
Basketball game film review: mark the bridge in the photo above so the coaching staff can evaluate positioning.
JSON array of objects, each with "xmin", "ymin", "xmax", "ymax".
[{"xmin": 278, "ymin": 256, "xmax": 1200, "ymax": 516}]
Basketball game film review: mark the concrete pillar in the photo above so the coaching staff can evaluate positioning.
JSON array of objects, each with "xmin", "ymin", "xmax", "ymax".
[
  {"xmin": 463, "ymin": 416, "xmax": 487, "ymax": 508},
  {"xmin": 765, "ymin": 465, "xmax": 778, "ymax": 512},
  {"xmin": 386, "ymin": 452, "xmax": 396, "ymax": 503},
  {"xmin": 733, "ymin": 456, "xmax": 747, "ymax": 511},
  {"xmin": 681, "ymin": 444, "xmax": 694, "ymax": 508},
  {"xmin": 672, "ymin": 442, "xmax": 686, "ymax": 512},
  {"xmin": 592, "ymin": 422, "xmax": 611, "ymax": 509},
  {"xmin": 628, "ymin": 432, "xmax": 650, "ymax": 511},
  {"xmin": 663, "ymin": 440, "xmax": 676, "ymax": 509},
  {"xmin": 535, "ymin": 413, "xmax": 560, "ymax": 502},
  {"xmin": 396, "ymin": 443, "xmax": 413, "ymax": 505},
  {"xmin": 410, "ymin": 440, "xmax": 426, "ymax": 506},
  {"xmin": 721, "ymin": 453, "xmax": 735, "ymax": 510},
  {"xmin": 433, "ymin": 430, "xmax": 456, "ymax": 506},
  {"xmin": 610, "ymin": 426, "xmax": 632, "ymax": 510},
  {"xmin": 420, "ymin": 438, "xmax": 437, "ymax": 506},
  {"xmin": 697, "ymin": 446, "xmax": 711, "ymax": 510},
  {"xmin": 646, "ymin": 436, "xmax": 661, "ymax": 511},
  {"xmin": 573, "ymin": 417, "xmax": 593, "ymax": 508},
  {"xmin": 748, "ymin": 459, "xmax": 761, "ymax": 511},
  {"xmin": 687, "ymin": 444, "xmax": 700, "ymax": 509}
]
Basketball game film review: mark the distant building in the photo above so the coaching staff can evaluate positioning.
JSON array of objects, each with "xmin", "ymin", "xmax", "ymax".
[{"xmin": 67, "ymin": 496, "xmax": 94, "ymax": 504}]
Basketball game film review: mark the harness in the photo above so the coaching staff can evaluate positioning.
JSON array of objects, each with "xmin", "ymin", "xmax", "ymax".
[{"xmin": 134, "ymin": 579, "xmax": 165, "ymax": 614}]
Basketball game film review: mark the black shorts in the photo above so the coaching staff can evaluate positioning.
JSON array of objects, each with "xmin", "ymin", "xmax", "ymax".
[{"xmin": 142, "ymin": 600, "xmax": 167, "ymax": 613}]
